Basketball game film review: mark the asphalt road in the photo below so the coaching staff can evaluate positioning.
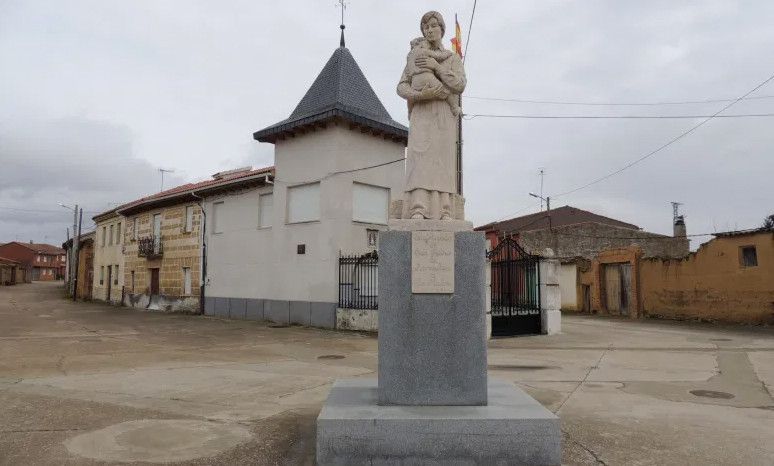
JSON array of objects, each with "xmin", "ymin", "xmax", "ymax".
[{"xmin": 1, "ymin": 282, "xmax": 773, "ymax": 465}]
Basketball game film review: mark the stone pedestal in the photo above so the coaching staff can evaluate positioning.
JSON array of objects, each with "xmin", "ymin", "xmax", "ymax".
[
  {"xmin": 316, "ymin": 224, "xmax": 561, "ymax": 465},
  {"xmin": 317, "ymin": 379, "xmax": 561, "ymax": 465},
  {"xmin": 378, "ymin": 230, "xmax": 487, "ymax": 405}
]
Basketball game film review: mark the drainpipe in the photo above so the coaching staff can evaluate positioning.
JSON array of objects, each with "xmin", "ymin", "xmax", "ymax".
[{"xmin": 192, "ymin": 192, "xmax": 207, "ymax": 315}]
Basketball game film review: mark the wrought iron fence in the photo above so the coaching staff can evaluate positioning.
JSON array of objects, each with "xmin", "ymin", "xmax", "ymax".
[{"xmin": 338, "ymin": 251, "xmax": 378, "ymax": 310}]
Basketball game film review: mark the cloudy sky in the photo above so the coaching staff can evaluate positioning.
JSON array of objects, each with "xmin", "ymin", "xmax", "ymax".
[{"xmin": 1, "ymin": 0, "xmax": 772, "ymax": 246}]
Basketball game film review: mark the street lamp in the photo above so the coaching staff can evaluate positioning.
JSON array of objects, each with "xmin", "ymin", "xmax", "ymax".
[
  {"xmin": 529, "ymin": 192, "xmax": 550, "ymax": 211},
  {"xmin": 58, "ymin": 202, "xmax": 79, "ymax": 297}
]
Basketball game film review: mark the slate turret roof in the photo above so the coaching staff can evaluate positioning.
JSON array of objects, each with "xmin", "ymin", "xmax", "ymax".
[{"xmin": 253, "ymin": 46, "xmax": 407, "ymax": 144}]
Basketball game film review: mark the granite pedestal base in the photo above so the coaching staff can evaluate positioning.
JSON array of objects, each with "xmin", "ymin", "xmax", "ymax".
[
  {"xmin": 316, "ymin": 378, "xmax": 561, "ymax": 466},
  {"xmin": 378, "ymin": 230, "xmax": 488, "ymax": 405}
]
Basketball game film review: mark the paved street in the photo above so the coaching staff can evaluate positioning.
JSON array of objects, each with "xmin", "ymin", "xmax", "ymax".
[{"xmin": 1, "ymin": 282, "xmax": 773, "ymax": 465}]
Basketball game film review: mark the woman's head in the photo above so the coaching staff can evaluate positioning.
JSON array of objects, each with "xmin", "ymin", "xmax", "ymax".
[{"xmin": 420, "ymin": 11, "xmax": 445, "ymax": 43}]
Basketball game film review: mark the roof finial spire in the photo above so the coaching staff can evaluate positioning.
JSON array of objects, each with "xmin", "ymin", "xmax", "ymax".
[{"xmin": 336, "ymin": 0, "xmax": 347, "ymax": 47}]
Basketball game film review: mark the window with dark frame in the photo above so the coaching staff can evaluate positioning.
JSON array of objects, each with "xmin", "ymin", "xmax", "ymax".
[{"xmin": 740, "ymin": 246, "xmax": 758, "ymax": 267}]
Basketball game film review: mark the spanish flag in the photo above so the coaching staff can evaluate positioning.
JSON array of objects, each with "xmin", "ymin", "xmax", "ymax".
[{"xmin": 450, "ymin": 14, "xmax": 463, "ymax": 57}]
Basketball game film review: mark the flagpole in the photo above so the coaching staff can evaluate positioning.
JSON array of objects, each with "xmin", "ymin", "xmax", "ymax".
[{"xmin": 455, "ymin": 14, "xmax": 463, "ymax": 196}]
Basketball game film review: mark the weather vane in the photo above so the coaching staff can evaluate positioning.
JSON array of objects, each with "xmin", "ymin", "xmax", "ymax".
[{"xmin": 336, "ymin": 0, "xmax": 347, "ymax": 47}]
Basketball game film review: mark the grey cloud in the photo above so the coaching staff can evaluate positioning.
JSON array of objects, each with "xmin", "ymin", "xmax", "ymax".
[{"xmin": 0, "ymin": 0, "xmax": 772, "ymax": 248}]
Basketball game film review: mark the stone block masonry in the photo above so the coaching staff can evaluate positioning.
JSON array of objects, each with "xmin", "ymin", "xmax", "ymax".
[{"xmin": 123, "ymin": 204, "xmax": 202, "ymax": 312}]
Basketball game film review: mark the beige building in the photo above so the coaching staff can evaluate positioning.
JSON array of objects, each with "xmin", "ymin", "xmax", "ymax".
[
  {"xmin": 92, "ymin": 210, "xmax": 125, "ymax": 303},
  {"xmin": 116, "ymin": 196, "xmax": 204, "ymax": 312}
]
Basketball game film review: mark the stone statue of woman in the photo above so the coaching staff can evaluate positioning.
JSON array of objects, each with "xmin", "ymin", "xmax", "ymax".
[{"xmin": 397, "ymin": 11, "xmax": 466, "ymax": 220}]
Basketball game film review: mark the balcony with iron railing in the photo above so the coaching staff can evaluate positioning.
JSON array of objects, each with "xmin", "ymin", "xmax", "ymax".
[{"xmin": 137, "ymin": 236, "xmax": 163, "ymax": 259}]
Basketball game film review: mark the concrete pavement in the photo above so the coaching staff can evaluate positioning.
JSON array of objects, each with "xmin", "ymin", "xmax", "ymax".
[{"xmin": 1, "ymin": 282, "xmax": 773, "ymax": 465}]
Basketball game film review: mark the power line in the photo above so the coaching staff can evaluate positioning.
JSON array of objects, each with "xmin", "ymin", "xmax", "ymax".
[
  {"xmin": 0, "ymin": 205, "xmax": 101, "ymax": 215},
  {"xmin": 465, "ymin": 94, "xmax": 774, "ymax": 106},
  {"xmin": 463, "ymin": 113, "xmax": 774, "ymax": 120},
  {"xmin": 549, "ymin": 70, "xmax": 774, "ymax": 199},
  {"xmin": 463, "ymin": 0, "xmax": 477, "ymax": 64},
  {"xmin": 273, "ymin": 157, "xmax": 405, "ymax": 186}
]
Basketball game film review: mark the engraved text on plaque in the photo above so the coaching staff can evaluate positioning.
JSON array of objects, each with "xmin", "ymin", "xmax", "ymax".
[{"xmin": 411, "ymin": 231, "xmax": 454, "ymax": 294}]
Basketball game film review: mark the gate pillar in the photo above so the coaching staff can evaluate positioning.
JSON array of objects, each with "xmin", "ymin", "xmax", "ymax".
[{"xmin": 539, "ymin": 248, "xmax": 562, "ymax": 335}]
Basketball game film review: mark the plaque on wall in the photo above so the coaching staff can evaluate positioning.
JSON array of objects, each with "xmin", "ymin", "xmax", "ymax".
[{"xmin": 411, "ymin": 231, "xmax": 454, "ymax": 294}]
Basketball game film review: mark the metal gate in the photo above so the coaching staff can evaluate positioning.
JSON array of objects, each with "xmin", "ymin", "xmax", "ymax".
[
  {"xmin": 487, "ymin": 237, "xmax": 541, "ymax": 336},
  {"xmin": 338, "ymin": 251, "xmax": 379, "ymax": 310}
]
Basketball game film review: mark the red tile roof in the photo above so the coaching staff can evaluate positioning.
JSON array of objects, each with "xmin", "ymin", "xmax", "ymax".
[
  {"xmin": 477, "ymin": 205, "xmax": 640, "ymax": 234},
  {"xmin": 5, "ymin": 242, "xmax": 65, "ymax": 255},
  {"xmin": 94, "ymin": 166, "xmax": 275, "ymax": 219},
  {"xmin": 0, "ymin": 256, "xmax": 21, "ymax": 265}
]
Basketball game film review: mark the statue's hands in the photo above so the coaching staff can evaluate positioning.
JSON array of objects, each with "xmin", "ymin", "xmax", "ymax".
[
  {"xmin": 419, "ymin": 84, "xmax": 445, "ymax": 101},
  {"xmin": 415, "ymin": 56, "xmax": 439, "ymax": 71}
]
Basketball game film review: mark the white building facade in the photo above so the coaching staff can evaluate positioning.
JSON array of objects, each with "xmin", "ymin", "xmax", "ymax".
[{"xmin": 202, "ymin": 43, "xmax": 407, "ymax": 328}]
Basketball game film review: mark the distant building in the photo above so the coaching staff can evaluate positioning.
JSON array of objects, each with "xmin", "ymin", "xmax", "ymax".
[
  {"xmin": 0, "ymin": 256, "xmax": 26, "ymax": 285},
  {"xmin": 99, "ymin": 167, "xmax": 275, "ymax": 312},
  {"xmin": 582, "ymin": 227, "xmax": 774, "ymax": 324},
  {"xmin": 62, "ymin": 232, "xmax": 95, "ymax": 299},
  {"xmin": 92, "ymin": 209, "xmax": 125, "ymax": 303},
  {"xmin": 0, "ymin": 241, "xmax": 66, "ymax": 281},
  {"xmin": 476, "ymin": 206, "xmax": 690, "ymax": 311}
]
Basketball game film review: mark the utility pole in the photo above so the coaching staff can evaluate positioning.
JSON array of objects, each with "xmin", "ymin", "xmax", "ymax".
[
  {"xmin": 70, "ymin": 204, "xmax": 78, "ymax": 296},
  {"xmin": 539, "ymin": 168, "xmax": 545, "ymax": 211},
  {"xmin": 73, "ymin": 208, "xmax": 83, "ymax": 301}
]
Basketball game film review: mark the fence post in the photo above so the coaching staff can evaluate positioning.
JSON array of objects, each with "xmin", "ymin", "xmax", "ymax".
[
  {"xmin": 485, "ymin": 239, "xmax": 492, "ymax": 340},
  {"xmin": 539, "ymin": 248, "xmax": 562, "ymax": 335}
]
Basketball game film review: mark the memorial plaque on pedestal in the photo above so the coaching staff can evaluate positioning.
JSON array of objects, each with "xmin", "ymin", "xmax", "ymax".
[{"xmin": 411, "ymin": 231, "xmax": 454, "ymax": 294}]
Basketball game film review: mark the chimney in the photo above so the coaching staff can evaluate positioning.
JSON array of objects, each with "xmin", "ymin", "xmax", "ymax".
[
  {"xmin": 673, "ymin": 215, "xmax": 687, "ymax": 238},
  {"xmin": 29, "ymin": 240, "xmax": 33, "ymax": 244}
]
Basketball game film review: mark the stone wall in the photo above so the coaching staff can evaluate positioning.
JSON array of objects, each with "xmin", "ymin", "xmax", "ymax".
[
  {"xmin": 123, "ymin": 203, "xmax": 201, "ymax": 312},
  {"xmin": 519, "ymin": 222, "xmax": 689, "ymax": 259},
  {"xmin": 639, "ymin": 232, "xmax": 774, "ymax": 324}
]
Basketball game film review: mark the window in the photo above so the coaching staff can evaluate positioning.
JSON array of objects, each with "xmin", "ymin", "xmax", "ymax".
[
  {"xmin": 109, "ymin": 224, "xmax": 114, "ymax": 246},
  {"xmin": 258, "ymin": 193, "xmax": 273, "ymax": 228},
  {"xmin": 185, "ymin": 206, "xmax": 194, "ymax": 232},
  {"xmin": 102, "ymin": 226, "xmax": 107, "ymax": 247},
  {"xmin": 116, "ymin": 222, "xmax": 122, "ymax": 244},
  {"xmin": 287, "ymin": 183, "xmax": 320, "ymax": 223},
  {"xmin": 131, "ymin": 271, "xmax": 135, "ymax": 292},
  {"xmin": 353, "ymin": 183, "xmax": 389, "ymax": 224},
  {"xmin": 183, "ymin": 267, "xmax": 191, "ymax": 295},
  {"xmin": 114, "ymin": 265, "xmax": 119, "ymax": 285},
  {"xmin": 100, "ymin": 266, "xmax": 104, "ymax": 285},
  {"xmin": 133, "ymin": 217, "xmax": 139, "ymax": 240},
  {"xmin": 212, "ymin": 201, "xmax": 224, "ymax": 234},
  {"xmin": 740, "ymin": 246, "xmax": 758, "ymax": 267}
]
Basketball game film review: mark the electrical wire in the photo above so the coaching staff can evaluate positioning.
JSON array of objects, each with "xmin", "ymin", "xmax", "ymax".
[
  {"xmin": 463, "ymin": 113, "xmax": 774, "ymax": 120},
  {"xmin": 463, "ymin": 0, "xmax": 477, "ymax": 65},
  {"xmin": 548, "ymin": 70, "xmax": 774, "ymax": 199},
  {"xmin": 464, "ymin": 94, "xmax": 774, "ymax": 106}
]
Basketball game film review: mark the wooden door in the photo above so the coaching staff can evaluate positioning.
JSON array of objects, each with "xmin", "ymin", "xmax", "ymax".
[
  {"xmin": 604, "ymin": 264, "xmax": 621, "ymax": 314},
  {"xmin": 619, "ymin": 263, "xmax": 632, "ymax": 316},
  {"xmin": 106, "ymin": 266, "xmax": 112, "ymax": 301},
  {"xmin": 150, "ymin": 268, "xmax": 160, "ymax": 296}
]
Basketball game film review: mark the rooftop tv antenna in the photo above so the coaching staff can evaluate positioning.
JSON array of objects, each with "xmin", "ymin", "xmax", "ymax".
[{"xmin": 159, "ymin": 168, "xmax": 175, "ymax": 192}]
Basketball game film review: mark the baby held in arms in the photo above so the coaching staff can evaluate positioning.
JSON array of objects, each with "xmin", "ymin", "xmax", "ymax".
[{"xmin": 406, "ymin": 37, "xmax": 461, "ymax": 117}]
